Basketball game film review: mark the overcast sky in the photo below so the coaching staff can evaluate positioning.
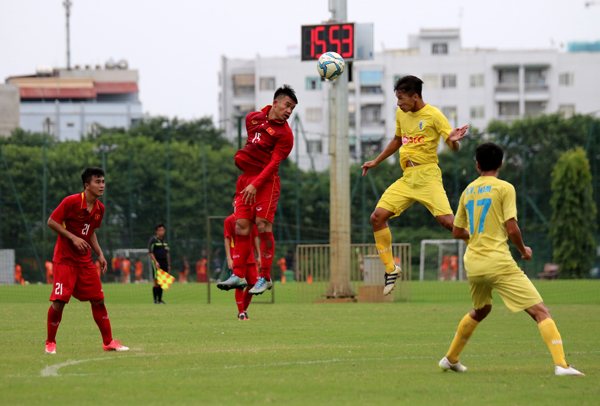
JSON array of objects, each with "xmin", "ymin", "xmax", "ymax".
[{"xmin": 1, "ymin": 0, "xmax": 598, "ymax": 121}]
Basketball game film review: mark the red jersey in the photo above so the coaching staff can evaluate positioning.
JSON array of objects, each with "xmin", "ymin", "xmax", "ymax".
[
  {"xmin": 50, "ymin": 192, "xmax": 104, "ymax": 266},
  {"xmin": 224, "ymin": 214, "xmax": 259, "ymax": 264},
  {"xmin": 235, "ymin": 105, "xmax": 294, "ymax": 189}
]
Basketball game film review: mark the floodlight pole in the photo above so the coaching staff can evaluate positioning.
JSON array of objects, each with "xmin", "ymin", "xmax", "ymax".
[
  {"xmin": 63, "ymin": 0, "xmax": 72, "ymax": 70},
  {"xmin": 326, "ymin": 0, "xmax": 354, "ymax": 299}
]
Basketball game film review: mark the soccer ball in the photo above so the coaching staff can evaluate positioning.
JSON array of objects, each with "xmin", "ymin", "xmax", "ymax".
[{"xmin": 317, "ymin": 52, "xmax": 345, "ymax": 80}]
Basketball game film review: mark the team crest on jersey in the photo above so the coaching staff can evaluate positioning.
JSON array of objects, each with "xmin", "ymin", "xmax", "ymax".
[
  {"xmin": 402, "ymin": 135, "xmax": 409, "ymax": 145},
  {"xmin": 266, "ymin": 127, "xmax": 275, "ymax": 135},
  {"xmin": 419, "ymin": 120, "xmax": 427, "ymax": 131},
  {"xmin": 95, "ymin": 214, "xmax": 101, "ymax": 220}
]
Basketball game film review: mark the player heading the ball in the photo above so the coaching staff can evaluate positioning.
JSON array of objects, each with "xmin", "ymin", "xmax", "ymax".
[{"xmin": 218, "ymin": 85, "xmax": 298, "ymax": 295}]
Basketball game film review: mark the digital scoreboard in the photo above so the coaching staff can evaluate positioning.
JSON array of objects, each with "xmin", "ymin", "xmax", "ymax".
[{"xmin": 300, "ymin": 23, "xmax": 355, "ymax": 61}]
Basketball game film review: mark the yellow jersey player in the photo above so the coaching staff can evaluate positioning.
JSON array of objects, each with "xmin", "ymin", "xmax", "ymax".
[
  {"xmin": 438, "ymin": 142, "xmax": 583, "ymax": 376},
  {"xmin": 361, "ymin": 75, "xmax": 468, "ymax": 295}
]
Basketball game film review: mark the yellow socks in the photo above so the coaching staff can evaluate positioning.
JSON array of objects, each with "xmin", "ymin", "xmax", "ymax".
[
  {"xmin": 374, "ymin": 228, "xmax": 395, "ymax": 273},
  {"xmin": 446, "ymin": 313, "xmax": 479, "ymax": 363},
  {"xmin": 538, "ymin": 318, "xmax": 568, "ymax": 368}
]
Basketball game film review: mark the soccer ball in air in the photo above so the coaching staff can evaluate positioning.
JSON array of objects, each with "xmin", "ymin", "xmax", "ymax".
[{"xmin": 317, "ymin": 52, "xmax": 345, "ymax": 80}]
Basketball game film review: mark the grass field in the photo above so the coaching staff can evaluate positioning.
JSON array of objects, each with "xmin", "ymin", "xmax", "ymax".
[{"xmin": 1, "ymin": 282, "xmax": 598, "ymax": 406}]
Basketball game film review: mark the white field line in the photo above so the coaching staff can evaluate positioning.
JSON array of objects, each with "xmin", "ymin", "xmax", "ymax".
[{"xmin": 28, "ymin": 350, "xmax": 599, "ymax": 378}]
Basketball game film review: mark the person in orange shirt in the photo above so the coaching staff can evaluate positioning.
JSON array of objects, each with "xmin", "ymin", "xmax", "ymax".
[
  {"xmin": 135, "ymin": 258, "xmax": 144, "ymax": 282},
  {"xmin": 15, "ymin": 264, "xmax": 24, "ymax": 285},
  {"xmin": 179, "ymin": 255, "xmax": 189, "ymax": 283},
  {"xmin": 196, "ymin": 257, "xmax": 207, "ymax": 283},
  {"xmin": 277, "ymin": 257, "xmax": 287, "ymax": 274},
  {"xmin": 450, "ymin": 254, "xmax": 459, "ymax": 281},
  {"xmin": 121, "ymin": 257, "xmax": 131, "ymax": 283},
  {"xmin": 45, "ymin": 261, "xmax": 53, "ymax": 284},
  {"xmin": 94, "ymin": 260, "xmax": 102, "ymax": 277}
]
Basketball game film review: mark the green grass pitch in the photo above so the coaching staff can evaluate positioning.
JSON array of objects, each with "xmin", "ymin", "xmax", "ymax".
[{"xmin": 1, "ymin": 282, "xmax": 599, "ymax": 406}]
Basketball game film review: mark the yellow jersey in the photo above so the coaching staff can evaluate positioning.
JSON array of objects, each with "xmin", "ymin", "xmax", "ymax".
[
  {"xmin": 454, "ymin": 176, "xmax": 520, "ymax": 276},
  {"xmin": 394, "ymin": 104, "xmax": 452, "ymax": 171}
]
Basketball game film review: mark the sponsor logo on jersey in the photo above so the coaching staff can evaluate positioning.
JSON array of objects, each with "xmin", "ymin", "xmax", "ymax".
[
  {"xmin": 403, "ymin": 135, "xmax": 425, "ymax": 145},
  {"xmin": 402, "ymin": 135, "xmax": 409, "ymax": 145},
  {"xmin": 266, "ymin": 127, "xmax": 275, "ymax": 135},
  {"xmin": 251, "ymin": 120, "xmax": 258, "ymax": 124},
  {"xmin": 419, "ymin": 120, "xmax": 427, "ymax": 130}
]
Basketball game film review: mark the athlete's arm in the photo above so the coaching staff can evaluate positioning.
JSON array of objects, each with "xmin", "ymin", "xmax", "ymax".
[
  {"xmin": 90, "ymin": 232, "xmax": 107, "ymax": 274},
  {"xmin": 224, "ymin": 237, "xmax": 233, "ymax": 270},
  {"xmin": 242, "ymin": 139, "xmax": 292, "ymax": 204},
  {"xmin": 505, "ymin": 218, "xmax": 532, "ymax": 260},
  {"xmin": 445, "ymin": 125, "xmax": 469, "ymax": 152},
  {"xmin": 361, "ymin": 136, "xmax": 403, "ymax": 176},
  {"xmin": 452, "ymin": 225, "xmax": 470, "ymax": 240},
  {"xmin": 148, "ymin": 252, "xmax": 161, "ymax": 270},
  {"xmin": 47, "ymin": 217, "xmax": 90, "ymax": 252}
]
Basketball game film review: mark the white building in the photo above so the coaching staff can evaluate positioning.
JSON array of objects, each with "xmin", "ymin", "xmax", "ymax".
[
  {"xmin": 5, "ymin": 62, "xmax": 143, "ymax": 141},
  {"xmin": 219, "ymin": 28, "xmax": 600, "ymax": 171}
]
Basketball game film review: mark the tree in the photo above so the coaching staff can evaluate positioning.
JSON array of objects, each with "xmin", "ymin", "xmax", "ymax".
[{"xmin": 550, "ymin": 147, "xmax": 597, "ymax": 278}]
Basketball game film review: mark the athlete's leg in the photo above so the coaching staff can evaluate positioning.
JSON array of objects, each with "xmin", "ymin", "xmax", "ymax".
[
  {"xmin": 47, "ymin": 300, "xmax": 66, "ymax": 345},
  {"xmin": 256, "ymin": 217, "xmax": 274, "ymax": 281},
  {"xmin": 90, "ymin": 298, "xmax": 113, "ymax": 346},
  {"xmin": 370, "ymin": 207, "xmax": 396, "ymax": 273},
  {"xmin": 526, "ymin": 302, "xmax": 568, "ymax": 368},
  {"xmin": 445, "ymin": 305, "xmax": 491, "ymax": 363},
  {"xmin": 232, "ymin": 218, "xmax": 253, "ymax": 279}
]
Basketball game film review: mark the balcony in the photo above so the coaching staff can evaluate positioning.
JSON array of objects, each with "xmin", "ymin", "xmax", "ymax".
[{"xmin": 495, "ymin": 83, "xmax": 519, "ymax": 93}]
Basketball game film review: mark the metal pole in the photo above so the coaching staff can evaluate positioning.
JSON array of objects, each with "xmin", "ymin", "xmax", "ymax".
[
  {"xmin": 294, "ymin": 116, "xmax": 301, "ymax": 246},
  {"xmin": 63, "ymin": 1, "xmax": 72, "ymax": 70},
  {"xmin": 237, "ymin": 116, "xmax": 243, "ymax": 150},
  {"xmin": 166, "ymin": 127, "xmax": 172, "ymax": 244},
  {"xmin": 42, "ymin": 137, "xmax": 48, "ymax": 258},
  {"xmin": 101, "ymin": 149, "xmax": 107, "ymax": 248},
  {"xmin": 326, "ymin": 0, "xmax": 354, "ymax": 298}
]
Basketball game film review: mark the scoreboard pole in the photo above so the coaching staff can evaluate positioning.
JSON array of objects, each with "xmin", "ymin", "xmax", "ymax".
[{"xmin": 326, "ymin": 0, "xmax": 355, "ymax": 299}]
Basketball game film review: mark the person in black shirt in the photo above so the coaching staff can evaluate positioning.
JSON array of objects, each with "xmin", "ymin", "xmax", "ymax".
[{"xmin": 148, "ymin": 223, "xmax": 170, "ymax": 304}]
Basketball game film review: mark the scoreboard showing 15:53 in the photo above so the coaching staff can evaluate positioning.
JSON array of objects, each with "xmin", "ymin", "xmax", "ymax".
[{"xmin": 301, "ymin": 23, "xmax": 355, "ymax": 61}]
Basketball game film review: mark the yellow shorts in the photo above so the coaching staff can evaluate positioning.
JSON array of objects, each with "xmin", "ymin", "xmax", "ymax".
[
  {"xmin": 376, "ymin": 163, "xmax": 453, "ymax": 218},
  {"xmin": 468, "ymin": 271, "xmax": 543, "ymax": 313}
]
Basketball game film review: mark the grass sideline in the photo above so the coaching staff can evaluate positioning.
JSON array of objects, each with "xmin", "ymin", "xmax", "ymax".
[{"xmin": 1, "ymin": 283, "xmax": 598, "ymax": 406}]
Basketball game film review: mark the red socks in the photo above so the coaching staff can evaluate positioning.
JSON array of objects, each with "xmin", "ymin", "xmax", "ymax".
[
  {"xmin": 91, "ymin": 304, "xmax": 113, "ymax": 345},
  {"xmin": 232, "ymin": 234, "xmax": 251, "ymax": 278},
  {"xmin": 259, "ymin": 232, "xmax": 275, "ymax": 280},
  {"xmin": 46, "ymin": 306, "xmax": 63, "ymax": 344},
  {"xmin": 235, "ymin": 286, "xmax": 254, "ymax": 313}
]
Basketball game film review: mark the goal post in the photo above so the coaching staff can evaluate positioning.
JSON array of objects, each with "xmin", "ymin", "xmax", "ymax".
[{"xmin": 419, "ymin": 240, "xmax": 466, "ymax": 281}]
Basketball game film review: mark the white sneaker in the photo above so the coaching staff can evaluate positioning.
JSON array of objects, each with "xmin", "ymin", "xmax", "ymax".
[
  {"xmin": 383, "ymin": 266, "xmax": 402, "ymax": 296},
  {"xmin": 555, "ymin": 366, "xmax": 584, "ymax": 376},
  {"xmin": 439, "ymin": 356, "xmax": 467, "ymax": 372}
]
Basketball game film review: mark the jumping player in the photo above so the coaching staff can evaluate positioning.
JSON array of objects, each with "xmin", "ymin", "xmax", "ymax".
[
  {"xmin": 45, "ymin": 167, "xmax": 128, "ymax": 354},
  {"xmin": 218, "ymin": 85, "xmax": 297, "ymax": 295},
  {"xmin": 218, "ymin": 195, "xmax": 261, "ymax": 320},
  {"xmin": 361, "ymin": 75, "xmax": 468, "ymax": 295},
  {"xmin": 438, "ymin": 143, "xmax": 583, "ymax": 376}
]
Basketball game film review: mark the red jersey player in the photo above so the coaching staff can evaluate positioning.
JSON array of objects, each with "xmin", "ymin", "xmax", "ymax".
[
  {"xmin": 218, "ymin": 85, "xmax": 297, "ymax": 295},
  {"xmin": 45, "ymin": 167, "xmax": 128, "ymax": 355},
  {"xmin": 218, "ymin": 195, "xmax": 261, "ymax": 320}
]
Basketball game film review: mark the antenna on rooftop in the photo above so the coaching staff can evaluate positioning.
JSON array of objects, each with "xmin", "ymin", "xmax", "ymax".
[{"xmin": 63, "ymin": 0, "xmax": 72, "ymax": 70}]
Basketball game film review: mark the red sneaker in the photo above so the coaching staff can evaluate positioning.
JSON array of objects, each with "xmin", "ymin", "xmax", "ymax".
[
  {"xmin": 45, "ymin": 342, "xmax": 56, "ymax": 354},
  {"xmin": 103, "ymin": 340, "xmax": 129, "ymax": 352}
]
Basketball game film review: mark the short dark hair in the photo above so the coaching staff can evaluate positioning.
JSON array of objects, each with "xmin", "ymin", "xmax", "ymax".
[
  {"xmin": 394, "ymin": 75, "xmax": 423, "ymax": 98},
  {"xmin": 476, "ymin": 142, "xmax": 504, "ymax": 171},
  {"xmin": 274, "ymin": 84, "xmax": 298, "ymax": 104},
  {"xmin": 81, "ymin": 167, "xmax": 105, "ymax": 187},
  {"xmin": 155, "ymin": 223, "xmax": 166, "ymax": 230}
]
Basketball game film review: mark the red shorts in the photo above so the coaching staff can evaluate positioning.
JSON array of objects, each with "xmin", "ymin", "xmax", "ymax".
[
  {"xmin": 245, "ymin": 263, "xmax": 259, "ymax": 285},
  {"xmin": 49, "ymin": 262, "xmax": 105, "ymax": 303},
  {"xmin": 236, "ymin": 172, "xmax": 280, "ymax": 223}
]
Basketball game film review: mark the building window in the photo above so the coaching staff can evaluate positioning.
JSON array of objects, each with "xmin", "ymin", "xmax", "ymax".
[
  {"xmin": 498, "ymin": 102, "xmax": 520, "ymax": 118},
  {"xmin": 66, "ymin": 122, "xmax": 75, "ymax": 127},
  {"xmin": 497, "ymin": 68, "xmax": 519, "ymax": 91},
  {"xmin": 442, "ymin": 106, "xmax": 458, "ymax": 122},
  {"xmin": 307, "ymin": 140, "xmax": 323, "ymax": 154},
  {"xmin": 422, "ymin": 74, "xmax": 438, "ymax": 89},
  {"xmin": 361, "ymin": 104, "xmax": 383, "ymax": 125},
  {"xmin": 470, "ymin": 74, "xmax": 485, "ymax": 88},
  {"xmin": 524, "ymin": 68, "xmax": 548, "ymax": 90},
  {"xmin": 525, "ymin": 101, "xmax": 546, "ymax": 117},
  {"xmin": 259, "ymin": 77, "xmax": 275, "ymax": 91},
  {"xmin": 559, "ymin": 104, "xmax": 575, "ymax": 118},
  {"xmin": 432, "ymin": 43, "xmax": 448, "ymax": 54},
  {"xmin": 559, "ymin": 72, "xmax": 575, "ymax": 86},
  {"xmin": 470, "ymin": 106, "xmax": 485, "ymax": 119},
  {"xmin": 360, "ymin": 85, "xmax": 383, "ymax": 94},
  {"xmin": 232, "ymin": 74, "xmax": 255, "ymax": 96},
  {"xmin": 306, "ymin": 108, "xmax": 323, "ymax": 123},
  {"xmin": 306, "ymin": 77, "xmax": 322, "ymax": 90},
  {"xmin": 442, "ymin": 74, "xmax": 457, "ymax": 88}
]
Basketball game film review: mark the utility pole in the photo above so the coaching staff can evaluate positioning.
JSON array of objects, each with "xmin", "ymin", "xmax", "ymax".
[
  {"xmin": 63, "ymin": 0, "xmax": 72, "ymax": 70},
  {"xmin": 326, "ymin": 0, "xmax": 354, "ymax": 299}
]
